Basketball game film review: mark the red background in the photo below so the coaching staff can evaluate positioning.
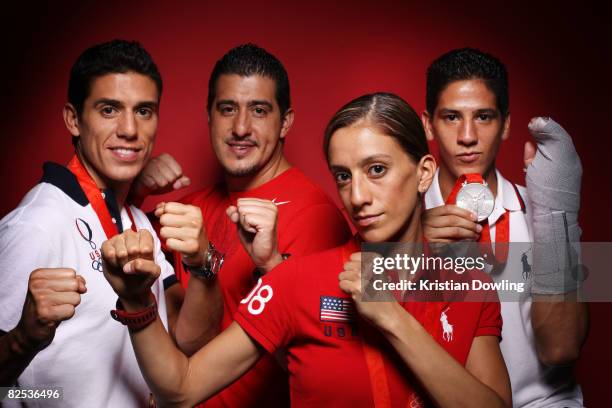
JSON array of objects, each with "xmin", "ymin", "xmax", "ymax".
[{"xmin": 1, "ymin": 1, "xmax": 610, "ymax": 404}]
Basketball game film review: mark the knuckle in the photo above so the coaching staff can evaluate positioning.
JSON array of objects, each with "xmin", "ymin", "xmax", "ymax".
[
  {"xmin": 66, "ymin": 306, "xmax": 76, "ymax": 319},
  {"xmin": 37, "ymin": 305, "xmax": 51, "ymax": 319}
]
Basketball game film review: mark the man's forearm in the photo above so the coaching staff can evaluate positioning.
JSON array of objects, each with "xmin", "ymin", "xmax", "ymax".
[
  {"xmin": 531, "ymin": 293, "xmax": 589, "ymax": 366},
  {"xmin": 0, "ymin": 328, "xmax": 39, "ymax": 386},
  {"xmin": 174, "ymin": 277, "xmax": 224, "ymax": 356}
]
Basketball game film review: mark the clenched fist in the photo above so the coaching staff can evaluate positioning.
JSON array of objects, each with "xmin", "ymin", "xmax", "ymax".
[
  {"xmin": 101, "ymin": 229, "xmax": 160, "ymax": 308},
  {"xmin": 226, "ymin": 198, "xmax": 283, "ymax": 273},
  {"xmin": 339, "ymin": 252, "xmax": 400, "ymax": 331},
  {"xmin": 130, "ymin": 153, "xmax": 191, "ymax": 204},
  {"xmin": 15, "ymin": 268, "xmax": 87, "ymax": 351},
  {"xmin": 155, "ymin": 202, "xmax": 208, "ymax": 267}
]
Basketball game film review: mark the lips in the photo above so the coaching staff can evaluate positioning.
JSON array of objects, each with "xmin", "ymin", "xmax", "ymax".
[
  {"xmin": 457, "ymin": 152, "xmax": 481, "ymax": 164},
  {"xmin": 226, "ymin": 140, "xmax": 257, "ymax": 157},
  {"xmin": 353, "ymin": 213, "xmax": 382, "ymax": 227},
  {"xmin": 109, "ymin": 147, "xmax": 141, "ymax": 162}
]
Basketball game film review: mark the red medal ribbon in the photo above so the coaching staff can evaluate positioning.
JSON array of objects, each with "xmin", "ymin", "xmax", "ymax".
[
  {"xmin": 67, "ymin": 155, "xmax": 137, "ymax": 239},
  {"xmin": 341, "ymin": 238, "xmax": 441, "ymax": 408}
]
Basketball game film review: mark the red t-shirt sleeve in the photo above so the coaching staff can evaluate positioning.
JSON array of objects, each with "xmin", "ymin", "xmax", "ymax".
[
  {"xmin": 234, "ymin": 259, "xmax": 299, "ymax": 354},
  {"xmin": 475, "ymin": 299, "xmax": 503, "ymax": 339},
  {"xmin": 280, "ymin": 203, "xmax": 350, "ymax": 256}
]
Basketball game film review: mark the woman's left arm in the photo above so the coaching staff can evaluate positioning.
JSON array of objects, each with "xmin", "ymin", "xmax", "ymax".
[{"xmin": 339, "ymin": 253, "xmax": 511, "ymax": 408}]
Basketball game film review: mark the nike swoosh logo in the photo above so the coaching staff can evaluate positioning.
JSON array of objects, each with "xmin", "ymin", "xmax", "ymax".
[{"xmin": 271, "ymin": 198, "xmax": 291, "ymax": 206}]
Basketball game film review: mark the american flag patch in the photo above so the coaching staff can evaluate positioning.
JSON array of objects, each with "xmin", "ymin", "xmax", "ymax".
[{"xmin": 320, "ymin": 296, "xmax": 355, "ymax": 323}]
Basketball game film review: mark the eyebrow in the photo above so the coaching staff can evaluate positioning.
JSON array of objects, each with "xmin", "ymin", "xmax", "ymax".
[
  {"xmin": 247, "ymin": 100, "xmax": 274, "ymax": 110},
  {"xmin": 93, "ymin": 98, "xmax": 123, "ymax": 108},
  {"xmin": 137, "ymin": 101, "xmax": 160, "ymax": 111},
  {"xmin": 474, "ymin": 108, "xmax": 499, "ymax": 116},
  {"xmin": 329, "ymin": 154, "xmax": 393, "ymax": 170},
  {"xmin": 215, "ymin": 99, "xmax": 274, "ymax": 110},
  {"xmin": 437, "ymin": 108, "xmax": 499, "ymax": 115},
  {"xmin": 93, "ymin": 98, "xmax": 159, "ymax": 111}
]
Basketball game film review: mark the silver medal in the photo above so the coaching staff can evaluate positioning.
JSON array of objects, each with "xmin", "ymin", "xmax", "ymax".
[{"xmin": 455, "ymin": 182, "xmax": 495, "ymax": 222}]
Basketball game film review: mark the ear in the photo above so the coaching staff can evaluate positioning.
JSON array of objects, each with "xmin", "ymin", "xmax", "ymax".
[
  {"xmin": 421, "ymin": 111, "xmax": 435, "ymax": 142},
  {"xmin": 279, "ymin": 108, "xmax": 295, "ymax": 140},
  {"xmin": 501, "ymin": 113, "xmax": 511, "ymax": 141},
  {"xmin": 63, "ymin": 103, "xmax": 80, "ymax": 138},
  {"xmin": 416, "ymin": 154, "xmax": 437, "ymax": 194}
]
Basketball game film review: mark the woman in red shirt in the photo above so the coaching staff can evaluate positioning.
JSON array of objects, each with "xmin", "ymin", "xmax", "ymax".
[{"xmin": 105, "ymin": 93, "xmax": 511, "ymax": 407}]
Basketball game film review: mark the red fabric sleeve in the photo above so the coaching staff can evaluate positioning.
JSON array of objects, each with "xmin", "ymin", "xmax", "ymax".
[
  {"xmin": 475, "ymin": 300, "xmax": 503, "ymax": 339},
  {"xmin": 234, "ymin": 259, "xmax": 299, "ymax": 354},
  {"xmin": 279, "ymin": 203, "xmax": 351, "ymax": 256}
]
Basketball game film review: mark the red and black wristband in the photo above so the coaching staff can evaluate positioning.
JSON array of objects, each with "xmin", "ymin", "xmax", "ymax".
[{"xmin": 110, "ymin": 294, "xmax": 158, "ymax": 332}]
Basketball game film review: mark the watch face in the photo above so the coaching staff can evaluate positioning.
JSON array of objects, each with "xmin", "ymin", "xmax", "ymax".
[{"xmin": 456, "ymin": 182, "xmax": 495, "ymax": 222}]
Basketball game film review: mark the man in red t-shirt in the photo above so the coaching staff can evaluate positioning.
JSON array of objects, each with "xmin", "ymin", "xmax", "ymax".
[{"xmin": 131, "ymin": 44, "xmax": 351, "ymax": 407}]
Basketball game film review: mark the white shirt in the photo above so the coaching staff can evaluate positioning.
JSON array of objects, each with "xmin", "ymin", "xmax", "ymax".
[
  {"xmin": 424, "ymin": 169, "xmax": 583, "ymax": 407},
  {"xmin": 0, "ymin": 162, "xmax": 176, "ymax": 408}
]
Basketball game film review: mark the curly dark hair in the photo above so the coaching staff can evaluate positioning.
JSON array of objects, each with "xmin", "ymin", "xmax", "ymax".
[
  {"xmin": 68, "ymin": 39, "xmax": 162, "ymax": 117},
  {"xmin": 426, "ymin": 48, "xmax": 509, "ymax": 118},
  {"xmin": 207, "ymin": 43, "xmax": 290, "ymax": 116}
]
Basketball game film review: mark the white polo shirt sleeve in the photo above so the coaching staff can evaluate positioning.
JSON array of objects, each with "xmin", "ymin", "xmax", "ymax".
[{"xmin": 0, "ymin": 219, "xmax": 61, "ymax": 332}]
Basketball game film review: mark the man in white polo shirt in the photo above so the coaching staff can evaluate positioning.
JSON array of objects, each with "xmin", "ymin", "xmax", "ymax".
[
  {"xmin": 0, "ymin": 39, "xmax": 182, "ymax": 407},
  {"xmin": 421, "ymin": 48, "xmax": 588, "ymax": 407}
]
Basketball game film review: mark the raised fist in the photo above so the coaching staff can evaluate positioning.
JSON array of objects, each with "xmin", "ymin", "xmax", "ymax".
[
  {"xmin": 131, "ymin": 153, "xmax": 191, "ymax": 203},
  {"xmin": 226, "ymin": 198, "xmax": 282, "ymax": 273},
  {"xmin": 101, "ymin": 229, "xmax": 160, "ymax": 305},
  {"xmin": 338, "ymin": 252, "xmax": 399, "ymax": 330},
  {"xmin": 15, "ymin": 268, "xmax": 87, "ymax": 351},
  {"xmin": 155, "ymin": 202, "xmax": 208, "ymax": 267}
]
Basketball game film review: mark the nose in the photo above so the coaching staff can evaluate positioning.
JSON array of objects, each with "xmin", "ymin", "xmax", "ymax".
[
  {"xmin": 232, "ymin": 109, "xmax": 252, "ymax": 138},
  {"xmin": 457, "ymin": 120, "xmax": 477, "ymax": 146},
  {"xmin": 117, "ymin": 112, "xmax": 137, "ymax": 140},
  {"xmin": 350, "ymin": 173, "xmax": 373, "ymax": 210}
]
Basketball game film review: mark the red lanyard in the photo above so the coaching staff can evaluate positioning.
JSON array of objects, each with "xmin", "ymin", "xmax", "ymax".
[
  {"xmin": 341, "ymin": 238, "xmax": 437, "ymax": 408},
  {"xmin": 446, "ymin": 173, "xmax": 509, "ymax": 264},
  {"xmin": 67, "ymin": 155, "xmax": 137, "ymax": 239}
]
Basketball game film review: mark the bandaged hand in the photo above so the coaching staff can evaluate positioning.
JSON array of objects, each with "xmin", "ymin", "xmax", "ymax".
[{"xmin": 525, "ymin": 117, "xmax": 582, "ymax": 294}]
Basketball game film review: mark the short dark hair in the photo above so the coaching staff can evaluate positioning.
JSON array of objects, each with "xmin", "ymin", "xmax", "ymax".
[
  {"xmin": 207, "ymin": 44, "xmax": 290, "ymax": 115},
  {"xmin": 68, "ymin": 39, "xmax": 163, "ymax": 117},
  {"xmin": 426, "ymin": 48, "xmax": 509, "ymax": 118},
  {"xmin": 323, "ymin": 92, "xmax": 429, "ymax": 164}
]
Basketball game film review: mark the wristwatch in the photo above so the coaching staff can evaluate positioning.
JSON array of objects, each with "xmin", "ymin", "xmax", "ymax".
[{"xmin": 182, "ymin": 242, "xmax": 224, "ymax": 280}]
